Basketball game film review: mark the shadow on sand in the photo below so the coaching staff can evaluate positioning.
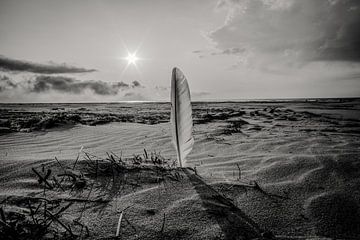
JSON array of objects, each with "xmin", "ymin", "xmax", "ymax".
[{"xmin": 184, "ymin": 169, "xmax": 266, "ymax": 240}]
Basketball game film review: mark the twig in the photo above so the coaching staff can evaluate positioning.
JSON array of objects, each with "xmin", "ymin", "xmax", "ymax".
[
  {"xmin": 57, "ymin": 173, "xmax": 76, "ymax": 182},
  {"xmin": 43, "ymin": 201, "xmax": 47, "ymax": 224},
  {"xmin": 73, "ymin": 146, "xmax": 84, "ymax": 170},
  {"xmin": 73, "ymin": 154, "xmax": 80, "ymax": 170},
  {"xmin": 110, "ymin": 151, "xmax": 124, "ymax": 164},
  {"xmin": 27, "ymin": 200, "xmax": 37, "ymax": 224},
  {"xmin": 54, "ymin": 157, "xmax": 65, "ymax": 171},
  {"xmin": 32, "ymin": 168, "xmax": 53, "ymax": 189},
  {"xmin": 73, "ymin": 219, "xmax": 90, "ymax": 237},
  {"xmin": 46, "ymin": 210, "xmax": 74, "ymax": 237},
  {"xmin": 115, "ymin": 211, "xmax": 124, "ymax": 237},
  {"xmin": 0, "ymin": 207, "xmax": 6, "ymax": 223},
  {"xmin": 160, "ymin": 213, "xmax": 166, "ymax": 233},
  {"xmin": 252, "ymin": 181, "xmax": 289, "ymax": 200},
  {"xmin": 34, "ymin": 201, "xmax": 43, "ymax": 215},
  {"xmin": 110, "ymin": 151, "xmax": 121, "ymax": 160},
  {"xmin": 54, "ymin": 202, "xmax": 73, "ymax": 218},
  {"xmin": 0, "ymin": 219, "xmax": 11, "ymax": 229},
  {"xmin": 236, "ymin": 163, "xmax": 241, "ymax": 180},
  {"xmin": 52, "ymin": 176, "xmax": 65, "ymax": 191},
  {"xmin": 77, "ymin": 182, "xmax": 96, "ymax": 221},
  {"xmin": 123, "ymin": 215, "xmax": 137, "ymax": 233},
  {"xmin": 144, "ymin": 149, "xmax": 148, "ymax": 160},
  {"xmin": 106, "ymin": 152, "xmax": 112, "ymax": 161}
]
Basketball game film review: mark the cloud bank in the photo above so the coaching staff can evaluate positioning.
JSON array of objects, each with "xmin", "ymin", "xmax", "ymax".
[
  {"xmin": 0, "ymin": 55, "xmax": 152, "ymax": 102},
  {"xmin": 31, "ymin": 76, "xmax": 133, "ymax": 95},
  {"xmin": 0, "ymin": 55, "xmax": 96, "ymax": 74},
  {"xmin": 0, "ymin": 73, "xmax": 213, "ymax": 102},
  {"xmin": 0, "ymin": 75, "xmax": 141, "ymax": 95},
  {"xmin": 0, "ymin": 75, "xmax": 17, "ymax": 92},
  {"xmin": 207, "ymin": 0, "xmax": 360, "ymax": 66}
]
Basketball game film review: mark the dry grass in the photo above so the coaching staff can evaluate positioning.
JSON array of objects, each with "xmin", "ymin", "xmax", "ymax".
[{"xmin": 0, "ymin": 149, "xmax": 185, "ymax": 240}]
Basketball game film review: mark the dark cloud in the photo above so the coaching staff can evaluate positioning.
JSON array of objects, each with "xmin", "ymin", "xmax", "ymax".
[
  {"xmin": 31, "ymin": 75, "xmax": 133, "ymax": 95},
  {"xmin": 315, "ymin": 0, "xmax": 360, "ymax": 61},
  {"xmin": 113, "ymin": 82, "xmax": 130, "ymax": 88},
  {"xmin": 131, "ymin": 80, "xmax": 141, "ymax": 87},
  {"xmin": 222, "ymin": 47, "xmax": 245, "ymax": 55},
  {"xmin": 210, "ymin": 0, "xmax": 360, "ymax": 63},
  {"xmin": 0, "ymin": 55, "xmax": 96, "ymax": 74},
  {"xmin": 0, "ymin": 75, "xmax": 17, "ymax": 92}
]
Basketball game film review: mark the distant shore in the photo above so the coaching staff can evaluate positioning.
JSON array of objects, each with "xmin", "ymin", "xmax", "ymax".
[{"xmin": 1, "ymin": 98, "xmax": 359, "ymax": 133}]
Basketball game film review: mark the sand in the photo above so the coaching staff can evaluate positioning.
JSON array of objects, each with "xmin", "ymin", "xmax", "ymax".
[{"xmin": 0, "ymin": 99, "xmax": 360, "ymax": 239}]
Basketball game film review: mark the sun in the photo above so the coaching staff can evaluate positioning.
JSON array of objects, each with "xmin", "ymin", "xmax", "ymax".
[
  {"xmin": 125, "ymin": 53, "xmax": 139, "ymax": 65},
  {"xmin": 118, "ymin": 47, "xmax": 145, "ymax": 76}
]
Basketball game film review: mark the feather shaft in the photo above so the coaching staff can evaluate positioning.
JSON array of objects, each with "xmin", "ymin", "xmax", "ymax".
[{"xmin": 170, "ymin": 67, "xmax": 194, "ymax": 167}]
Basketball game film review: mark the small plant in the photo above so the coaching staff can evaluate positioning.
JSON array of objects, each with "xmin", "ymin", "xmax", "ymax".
[
  {"xmin": 0, "ymin": 198, "xmax": 88, "ymax": 240},
  {"xmin": 223, "ymin": 118, "xmax": 249, "ymax": 135},
  {"xmin": 1, "ymin": 149, "xmax": 186, "ymax": 239}
]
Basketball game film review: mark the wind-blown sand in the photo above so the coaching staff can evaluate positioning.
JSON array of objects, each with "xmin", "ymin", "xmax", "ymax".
[{"xmin": 1, "ymin": 99, "xmax": 360, "ymax": 239}]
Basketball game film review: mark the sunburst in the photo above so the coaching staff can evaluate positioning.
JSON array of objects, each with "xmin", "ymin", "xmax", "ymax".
[{"xmin": 125, "ymin": 53, "xmax": 139, "ymax": 65}]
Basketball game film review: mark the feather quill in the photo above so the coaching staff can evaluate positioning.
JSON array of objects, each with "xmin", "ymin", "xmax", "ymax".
[{"xmin": 171, "ymin": 67, "xmax": 194, "ymax": 167}]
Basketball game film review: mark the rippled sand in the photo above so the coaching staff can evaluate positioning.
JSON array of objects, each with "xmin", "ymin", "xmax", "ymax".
[{"xmin": 1, "ymin": 100, "xmax": 360, "ymax": 239}]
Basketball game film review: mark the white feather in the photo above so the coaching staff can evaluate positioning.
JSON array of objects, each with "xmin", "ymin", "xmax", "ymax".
[{"xmin": 171, "ymin": 67, "xmax": 194, "ymax": 167}]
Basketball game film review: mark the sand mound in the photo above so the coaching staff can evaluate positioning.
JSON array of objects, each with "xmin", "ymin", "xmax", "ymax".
[{"xmin": 305, "ymin": 192, "xmax": 360, "ymax": 238}]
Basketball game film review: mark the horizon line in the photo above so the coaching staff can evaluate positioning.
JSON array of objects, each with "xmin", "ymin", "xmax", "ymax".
[{"xmin": 0, "ymin": 96, "xmax": 359, "ymax": 104}]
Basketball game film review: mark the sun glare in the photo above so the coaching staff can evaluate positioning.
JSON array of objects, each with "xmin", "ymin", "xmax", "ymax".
[{"xmin": 125, "ymin": 53, "xmax": 139, "ymax": 65}]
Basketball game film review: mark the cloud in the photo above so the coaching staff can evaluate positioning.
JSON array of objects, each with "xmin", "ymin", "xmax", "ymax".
[
  {"xmin": 210, "ymin": 47, "xmax": 246, "ymax": 56},
  {"xmin": 0, "ymin": 74, "xmax": 213, "ymax": 102},
  {"xmin": 123, "ymin": 92, "xmax": 147, "ymax": 101},
  {"xmin": 131, "ymin": 80, "xmax": 141, "ymax": 87},
  {"xmin": 0, "ymin": 74, "xmax": 151, "ymax": 102},
  {"xmin": 30, "ymin": 75, "xmax": 133, "ymax": 95},
  {"xmin": 208, "ymin": 0, "xmax": 360, "ymax": 65},
  {"xmin": 192, "ymin": 47, "xmax": 246, "ymax": 58},
  {"xmin": 0, "ymin": 75, "xmax": 18, "ymax": 92},
  {"xmin": 0, "ymin": 55, "xmax": 96, "ymax": 74}
]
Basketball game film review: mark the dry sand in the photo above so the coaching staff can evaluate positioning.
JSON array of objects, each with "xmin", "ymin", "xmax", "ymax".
[{"xmin": 0, "ymin": 100, "xmax": 360, "ymax": 239}]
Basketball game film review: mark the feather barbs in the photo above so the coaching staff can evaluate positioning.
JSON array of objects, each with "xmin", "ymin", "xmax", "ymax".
[{"xmin": 170, "ymin": 67, "xmax": 194, "ymax": 168}]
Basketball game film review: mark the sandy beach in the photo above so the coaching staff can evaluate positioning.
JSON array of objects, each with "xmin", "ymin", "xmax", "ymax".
[
  {"xmin": 1, "ymin": 99, "xmax": 360, "ymax": 239},
  {"xmin": 2, "ymin": 0, "xmax": 360, "ymax": 238}
]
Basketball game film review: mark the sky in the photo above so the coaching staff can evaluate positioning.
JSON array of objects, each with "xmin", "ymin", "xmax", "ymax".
[{"xmin": 0, "ymin": 0, "xmax": 359, "ymax": 102}]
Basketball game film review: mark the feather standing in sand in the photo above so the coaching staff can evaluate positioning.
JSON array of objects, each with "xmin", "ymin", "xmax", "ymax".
[{"xmin": 170, "ymin": 67, "xmax": 194, "ymax": 168}]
